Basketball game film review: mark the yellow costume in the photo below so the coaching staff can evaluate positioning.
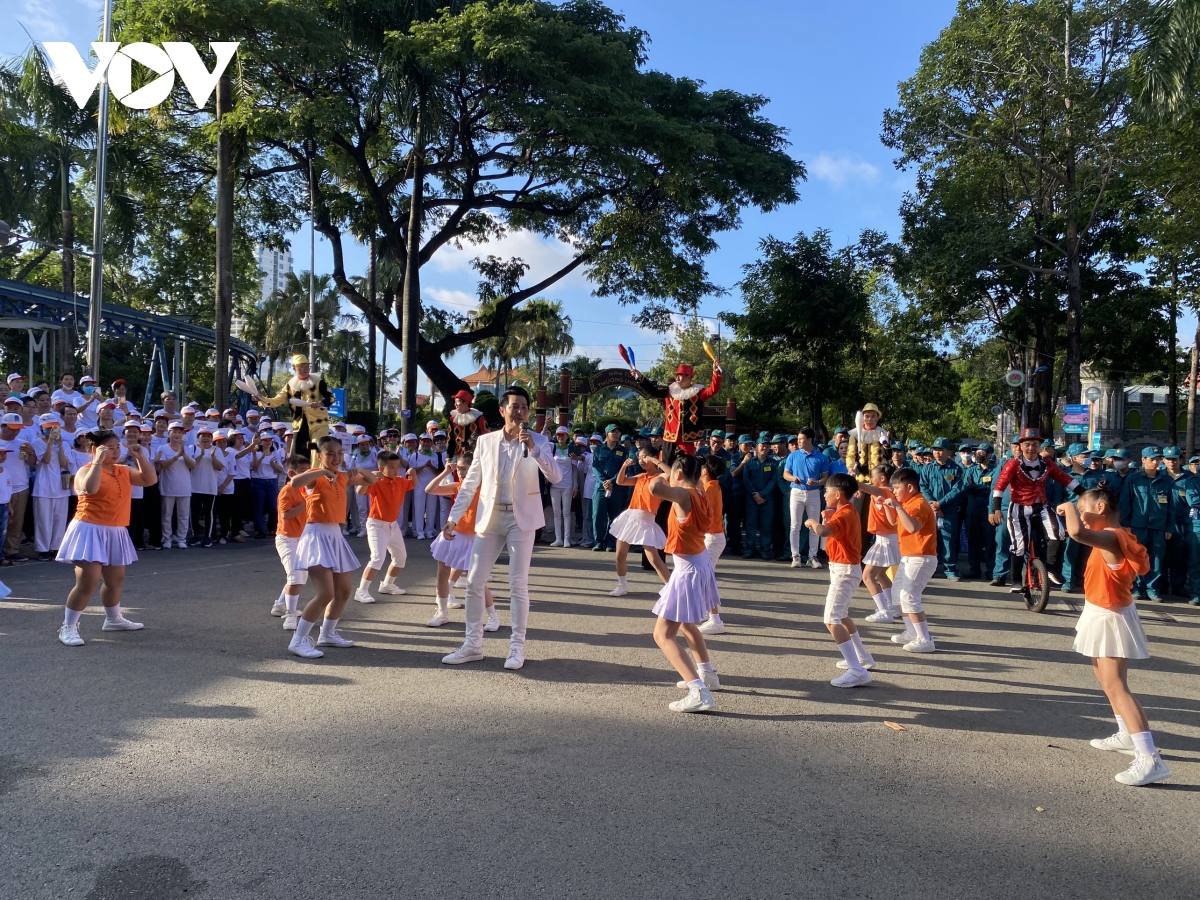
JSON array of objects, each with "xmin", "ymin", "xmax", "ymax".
[{"xmin": 258, "ymin": 355, "xmax": 333, "ymax": 453}]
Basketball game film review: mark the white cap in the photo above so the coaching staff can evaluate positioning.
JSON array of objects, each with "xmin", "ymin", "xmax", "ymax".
[
  {"xmin": 6, "ymin": 373, "xmax": 22, "ymax": 383},
  {"xmin": 575, "ymin": 436, "xmax": 587, "ymax": 445},
  {"xmin": 79, "ymin": 375, "xmax": 95, "ymax": 384},
  {"xmin": 283, "ymin": 428, "xmax": 294, "ymax": 436},
  {"xmin": 196, "ymin": 425, "xmax": 214, "ymax": 434},
  {"xmin": 99, "ymin": 400, "xmax": 117, "ymax": 410},
  {"xmin": 3, "ymin": 397, "xmax": 21, "ymax": 407},
  {"xmin": 402, "ymin": 433, "xmax": 417, "ymax": 442},
  {"xmin": 426, "ymin": 420, "xmax": 438, "ymax": 428},
  {"xmin": 1, "ymin": 413, "xmax": 22, "ymax": 426},
  {"xmin": 39, "ymin": 413, "xmax": 62, "ymax": 426},
  {"xmin": 590, "ymin": 433, "xmax": 602, "ymax": 441},
  {"xmin": 139, "ymin": 424, "xmax": 153, "ymax": 433},
  {"xmin": 332, "ymin": 422, "xmax": 347, "ymax": 430},
  {"xmin": 357, "ymin": 434, "xmax": 371, "ymax": 443},
  {"xmin": 181, "ymin": 407, "xmax": 196, "ymax": 415},
  {"xmin": 205, "ymin": 408, "xmax": 219, "ymax": 417},
  {"xmin": 555, "ymin": 425, "xmax": 569, "ymax": 434},
  {"xmin": 350, "ymin": 424, "xmax": 366, "ymax": 435},
  {"xmin": 246, "ymin": 408, "xmax": 260, "ymax": 417},
  {"xmin": 168, "ymin": 421, "xmax": 184, "ymax": 431},
  {"xmin": 187, "ymin": 401, "xmax": 202, "ymax": 409},
  {"xmin": 433, "ymin": 430, "xmax": 446, "ymax": 438},
  {"xmin": 213, "ymin": 428, "xmax": 228, "ymax": 440}
]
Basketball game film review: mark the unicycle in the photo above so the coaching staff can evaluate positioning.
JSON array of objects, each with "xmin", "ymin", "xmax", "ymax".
[{"xmin": 1021, "ymin": 540, "xmax": 1052, "ymax": 613}]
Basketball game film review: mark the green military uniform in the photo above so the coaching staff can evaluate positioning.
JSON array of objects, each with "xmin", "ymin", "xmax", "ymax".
[
  {"xmin": 1118, "ymin": 447, "xmax": 1177, "ymax": 600},
  {"xmin": 591, "ymin": 427, "xmax": 630, "ymax": 552},
  {"xmin": 1061, "ymin": 444, "xmax": 1103, "ymax": 591},
  {"xmin": 962, "ymin": 444, "xmax": 997, "ymax": 579},
  {"xmin": 1184, "ymin": 456, "xmax": 1200, "ymax": 605},
  {"xmin": 743, "ymin": 434, "xmax": 777, "ymax": 560},
  {"xmin": 918, "ymin": 437, "xmax": 966, "ymax": 579}
]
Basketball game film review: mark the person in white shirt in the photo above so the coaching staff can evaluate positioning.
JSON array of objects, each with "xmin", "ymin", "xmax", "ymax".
[
  {"xmin": 96, "ymin": 401, "xmax": 118, "ymax": 432},
  {"xmin": 51, "ymin": 373, "xmax": 84, "ymax": 410},
  {"xmin": 117, "ymin": 423, "xmax": 148, "ymax": 550},
  {"xmin": 440, "ymin": 386, "xmax": 563, "ymax": 670},
  {"xmin": 7, "ymin": 372, "xmax": 26, "ymax": 397},
  {"xmin": 179, "ymin": 408, "xmax": 199, "ymax": 449},
  {"xmin": 226, "ymin": 429, "xmax": 254, "ymax": 542},
  {"xmin": 410, "ymin": 433, "xmax": 442, "ymax": 539},
  {"xmin": 76, "ymin": 375, "xmax": 103, "ymax": 429},
  {"xmin": 0, "ymin": 412, "xmax": 36, "ymax": 560},
  {"xmin": 154, "ymin": 422, "xmax": 196, "ymax": 548},
  {"xmin": 249, "ymin": 428, "xmax": 285, "ymax": 537},
  {"xmin": 547, "ymin": 426, "xmax": 579, "ymax": 547},
  {"xmin": 150, "ymin": 412, "xmax": 170, "ymax": 452},
  {"xmin": 32, "ymin": 412, "xmax": 74, "ymax": 559},
  {"xmin": 398, "ymin": 434, "xmax": 419, "ymax": 535},
  {"xmin": 350, "ymin": 433, "xmax": 377, "ymax": 536},
  {"xmin": 56, "ymin": 401, "xmax": 80, "ymax": 442},
  {"xmin": 188, "ymin": 427, "xmax": 224, "ymax": 546},
  {"xmin": 0, "ymin": 441, "xmax": 12, "ymax": 563},
  {"xmin": 580, "ymin": 435, "xmax": 600, "ymax": 548},
  {"xmin": 108, "ymin": 379, "xmax": 134, "ymax": 426},
  {"xmin": 211, "ymin": 429, "xmax": 236, "ymax": 543}
]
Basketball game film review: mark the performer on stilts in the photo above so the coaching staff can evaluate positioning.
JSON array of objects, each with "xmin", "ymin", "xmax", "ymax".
[
  {"xmin": 846, "ymin": 402, "xmax": 888, "ymax": 549},
  {"xmin": 630, "ymin": 357, "xmax": 722, "ymax": 465},
  {"xmin": 249, "ymin": 354, "xmax": 333, "ymax": 457},
  {"xmin": 447, "ymin": 388, "xmax": 489, "ymax": 459}
]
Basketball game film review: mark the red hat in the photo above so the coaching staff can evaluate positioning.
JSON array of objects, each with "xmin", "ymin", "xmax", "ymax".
[
  {"xmin": 675, "ymin": 364, "xmax": 694, "ymax": 377},
  {"xmin": 453, "ymin": 389, "xmax": 474, "ymax": 402},
  {"xmin": 1019, "ymin": 427, "xmax": 1042, "ymax": 443}
]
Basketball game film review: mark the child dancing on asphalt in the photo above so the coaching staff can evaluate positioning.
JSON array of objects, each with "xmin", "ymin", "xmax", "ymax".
[
  {"xmin": 882, "ymin": 466, "xmax": 938, "ymax": 653},
  {"xmin": 272, "ymin": 455, "xmax": 310, "ymax": 632},
  {"xmin": 648, "ymin": 454, "xmax": 720, "ymax": 713},
  {"xmin": 354, "ymin": 450, "xmax": 414, "ymax": 604},
  {"xmin": 286, "ymin": 436, "xmax": 376, "ymax": 659},
  {"xmin": 607, "ymin": 448, "xmax": 670, "ymax": 596},
  {"xmin": 424, "ymin": 454, "xmax": 499, "ymax": 631},
  {"xmin": 1057, "ymin": 489, "xmax": 1170, "ymax": 786},
  {"xmin": 698, "ymin": 454, "xmax": 728, "ymax": 635},
  {"xmin": 805, "ymin": 472, "xmax": 874, "ymax": 685},
  {"xmin": 856, "ymin": 464, "xmax": 901, "ymax": 623}
]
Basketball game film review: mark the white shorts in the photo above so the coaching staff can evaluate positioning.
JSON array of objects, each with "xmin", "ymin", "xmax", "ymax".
[
  {"xmin": 862, "ymin": 533, "xmax": 900, "ymax": 568},
  {"xmin": 823, "ymin": 562, "xmax": 863, "ymax": 624},
  {"xmin": 892, "ymin": 555, "xmax": 937, "ymax": 614},
  {"xmin": 366, "ymin": 517, "xmax": 407, "ymax": 571},
  {"xmin": 274, "ymin": 533, "xmax": 308, "ymax": 585},
  {"xmin": 704, "ymin": 531, "xmax": 726, "ymax": 568}
]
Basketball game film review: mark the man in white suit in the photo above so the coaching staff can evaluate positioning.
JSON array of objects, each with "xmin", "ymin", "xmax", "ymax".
[{"xmin": 440, "ymin": 386, "xmax": 562, "ymax": 670}]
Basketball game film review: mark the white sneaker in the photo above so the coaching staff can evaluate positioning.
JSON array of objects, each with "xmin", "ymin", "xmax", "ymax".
[
  {"xmin": 447, "ymin": 597, "xmax": 464, "ymax": 609},
  {"xmin": 791, "ymin": 556, "xmax": 802, "ymax": 568},
  {"xmin": 808, "ymin": 558, "xmax": 823, "ymax": 569},
  {"xmin": 485, "ymin": 608, "xmax": 501, "ymax": 632},
  {"xmin": 282, "ymin": 612, "xmax": 300, "ymax": 631},
  {"xmin": 609, "ymin": 583, "xmax": 629, "ymax": 597},
  {"xmin": 176, "ymin": 541, "xmax": 188, "ymax": 550},
  {"xmin": 316, "ymin": 630, "xmax": 355, "ymax": 648},
  {"xmin": 288, "ymin": 636, "xmax": 324, "ymax": 659},
  {"xmin": 426, "ymin": 610, "xmax": 451, "ymax": 627},
  {"xmin": 356, "ymin": 530, "xmax": 366, "ymax": 538},
  {"xmin": 669, "ymin": 686, "xmax": 716, "ymax": 713},
  {"xmin": 442, "ymin": 645, "xmax": 484, "ymax": 665},
  {"xmin": 564, "ymin": 540, "xmax": 574, "ymax": 547},
  {"xmin": 836, "ymin": 658, "xmax": 876, "ymax": 671},
  {"xmin": 890, "ymin": 630, "xmax": 917, "ymax": 645},
  {"xmin": 378, "ymin": 583, "xmax": 405, "ymax": 595},
  {"xmin": 550, "ymin": 540, "xmax": 564, "ymax": 548},
  {"xmin": 831, "ymin": 668, "xmax": 873, "ymax": 687},
  {"xmin": 903, "ymin": 637, "xmax": 936, "ymax": 653},
  {"xmin": 1090, "ymin": 731, "xmax": 1136, "ymax": 755},
  {"xmin": 698, "ymin": 618, "xmax": 725, "ymax": 635},
  {"xmin": 101, "ymin": 615, "xmax": 144, "ymax": 631},
  {"xmin": 1114, "ymin": 752, "xmax": 1170, "ymax": 786},
  {"xmin": 57, "ymin": 624, "xmax": 84, "ymax": 646},
  {"xmin": 354, "ymin": 587, "xmax": 376, "ymax": 604},
  {"xmin": 270, "ymin": 600, "xmax": 286, "ymax": 617},
  {"xmin": 504, "ymin": 645, "xmax": 526, "ymax": 670},
  {"xmin": 676, "ymin": 671, "xmax": 721, "ymax": 691},
  {"xmin": 865, "ymin": 609, "xmax": 896, "ymax": 624}
]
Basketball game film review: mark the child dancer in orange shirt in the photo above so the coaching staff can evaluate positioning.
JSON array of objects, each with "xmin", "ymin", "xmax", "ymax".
[
  {"xmin": 698, "ymin": 454, "xmax": 728, "ymax": 635},
  {"xmin": 425, "ymin": 454, "xmax": 499, "ymax": 630},
  {"xmin": 354, "ymin": 450, "xmax": 415, "ymax": 604},
  {"xmin": 273, "ymin": 454, "xmax": 310, "ymax": 632},
  {"xmin": 607, "ymin": 448, "xmax": 670, "ymax": 596},
  {"xmin": 858, "ymin": 464, "xmax": 901, "ymax": 623},
  {"xmin": 881, "ymin": 467, "xmax": 938, "ymax": 653}
]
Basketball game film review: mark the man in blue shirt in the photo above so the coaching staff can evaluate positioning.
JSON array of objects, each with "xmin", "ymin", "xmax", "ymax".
[{"xmin": 782, "ymin": 427, "xmax": 831, "ymax": 568}]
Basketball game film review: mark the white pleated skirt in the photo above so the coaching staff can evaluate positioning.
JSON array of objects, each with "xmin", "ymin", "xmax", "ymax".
[
  {"xmin": 1073, "ymin": 601, "xmax": 1150, "ymax": 660},
  {"xmin": 608, "ymin": 508, "xmax": 667, "ymax": 549},
  {"xmin": 431, "ymin": 531, "xmax": 474, "ymax": 571},
  {"xmin": 652, "ymin": 551, "xmax": 721, "ymax": 623},
  {"xmin": 56, "ymin": 520, "xmax": 138, "ymax": 567},
  {"xmin": 863, "ymin": 533, "xmax": 900, "ymax": 567},
  {"xmin": 295, "ymin": 522, "xmax": 360, "ymax": 573}
]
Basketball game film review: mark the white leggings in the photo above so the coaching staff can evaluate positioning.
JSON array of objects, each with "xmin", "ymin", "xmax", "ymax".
[
  {"xmin": 161, "ymin": 495, "xmax": 191, "ymax": 544},
  {"xmin": 550, "ymin": 486, "xmax": 573, "ymax": 543},
  {"xmin": 34, "ymin": 496, "xmax": 69, "ymax": 552}
]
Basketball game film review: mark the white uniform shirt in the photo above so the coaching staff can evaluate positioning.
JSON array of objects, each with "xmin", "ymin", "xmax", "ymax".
[
  {"xmin": 51, "ymin": 388, "xmax": 84, "ymax": 408},
  {"xmin": 250, "ymin": 446, "xmax": 281, "ymax": 479},
  {"xmin": 189, "ymin": 445, "xmax": 222, "ymax": 495},
  {"xmin": 0, "ymin": 437, "xmax": 31, "ymax": 493},
  {"xmin": 154, "ymin": 444, "xmax": 194, "ymax": 497},
  {"xmin": 31, "ymin": 437, "xmax": 73, "ymax": 499}
]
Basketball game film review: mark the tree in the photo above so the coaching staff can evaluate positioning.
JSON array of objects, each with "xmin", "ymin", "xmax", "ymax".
[
  {"xmin": 1135, "ymin": 0, "xmax": 1200, "ymax": 118},
  {"xmin": 510, "ymin": 298, "xmax": 574, "ymax": 389}
]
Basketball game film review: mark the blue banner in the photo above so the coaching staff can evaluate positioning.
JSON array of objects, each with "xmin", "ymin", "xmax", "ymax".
[{"xmin": 328, "ymin": 388, "xmax": 346, "ymax": 418}]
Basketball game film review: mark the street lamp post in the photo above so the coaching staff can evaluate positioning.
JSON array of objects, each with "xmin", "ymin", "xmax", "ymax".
[
  {"xmin": 303, "ymin": 138, "xmax": 317, "ymax": 365},
  {"xmin": 87, "ymin": 0, "xmax": 114, "ymax": 381}
]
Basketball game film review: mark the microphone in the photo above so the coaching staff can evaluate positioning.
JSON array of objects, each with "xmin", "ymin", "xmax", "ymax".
[{"xmin": 521, "ymin": 422, "xmax": 530, "ymax": 458}]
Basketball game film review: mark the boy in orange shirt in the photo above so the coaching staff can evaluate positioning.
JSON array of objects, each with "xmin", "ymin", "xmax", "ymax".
[
  {"xmin": 805, "ymin": 472, "xmax": 873, "ymax": 686},
  {"xmin": 882, "ymin": 467, "xmax": 939, "ymax": 653},
  {"xmin": 354, "ymin": 450, "xmax": 415, "ymax": 604},
  {"xmin": 274, "ymin": 454, "xmax": 310, "ymax": 631}
]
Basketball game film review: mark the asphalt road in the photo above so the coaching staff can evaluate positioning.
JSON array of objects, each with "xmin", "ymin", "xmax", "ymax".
[{"xmin": 1, "ymin": 535, "xmax": 1197, "ymax": 899}]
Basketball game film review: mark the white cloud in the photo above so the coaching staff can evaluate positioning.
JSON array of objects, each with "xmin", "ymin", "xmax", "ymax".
[
  {"xmin": 19, "ymin": 0, "xmax": 67, "ymax": 40},
  {"xmin": 809, "ymin": 152, "xmax": 881, "ymax": 190},
  {"xmin": 424, "ymin": 286, "xmax": 478, "ymax": 313},
  {"xmin": 430, "ymin": 226, "xmax": 591, "ymax": 292}
]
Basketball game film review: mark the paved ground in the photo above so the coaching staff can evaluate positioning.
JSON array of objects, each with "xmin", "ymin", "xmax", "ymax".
[{"xmin": 1, "ymin": 535, "xmax": 1198, "ymax": 899}]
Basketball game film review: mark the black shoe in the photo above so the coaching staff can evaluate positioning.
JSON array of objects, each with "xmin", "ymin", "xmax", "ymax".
[
  {"xmin": 760, "ymin": 552, "xmax": 772, "ymax": 561},
  {"xmin": 254, "ymin": 532, "xmax": 267, "ymax": 540},
  {"xmin": 742, "ymin": 552, "xmax": 753, "ymax": 560},
  {"xmin": 592, "ymin": 544, "xmax": 606, "ymax": 552},
  {"xmin": 38, "ymin": 551, "xmax": 51, "ymax": 561},
  {"xmin": 966, "ymin": 569, "xmax": 982, "ymax": 579},
  {"xmin": 990, "ymin": 577, "xmax": 1007, "ymax": 587}
]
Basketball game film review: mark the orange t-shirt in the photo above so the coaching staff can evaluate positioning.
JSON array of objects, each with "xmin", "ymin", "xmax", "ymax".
[
  {"xmin": 702, "ymin": 479, "xmax": 723, "ymax": 535},
  {"xmin": 305, "ymin": 472, "xmax": 348, "ymax": 524},
  {"xmin": 665, "ymin": 488, "xmax": 710, "ymax": 556},
  {"xmin": 897, "ymin": 493, "xmax": 937, "ymax": 557},
  {"xmin": 824, "ymin": 502, "xmax": 862, "ymax": 565},
  {"xmin": 867, "ymin": 487, "xmax": 898, "ymax": 536},
  {"xmin": 277, "ymin": 483, "xmax": 308, "ymax": 539},
  {"xmin": 629, "ymin": 474, "xmax": 658, "ymax": 513},
  {"xmin": 1083, "ymin": 527, "xmax": 1151, "ymax": 610},
  {"xmin": 455, "ymin": 490, "xmax": 481, "ymax": 535},
  {"xmin": 365, "ymin": 475, "xmax": 413, "ymax": 522},
  {"xmin": 75, "ymin": 463, "xmax": 131, "ymax": 527}
]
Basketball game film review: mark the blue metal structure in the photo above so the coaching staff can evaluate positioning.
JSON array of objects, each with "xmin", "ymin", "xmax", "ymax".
[{"xmin": 0, "ymin": 277, "xmax": 259, "ymax": 412}]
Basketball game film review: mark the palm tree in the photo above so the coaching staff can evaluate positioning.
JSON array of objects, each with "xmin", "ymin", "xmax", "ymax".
[
  {"xmin": 242, "ymin": 270, "xmax": 343, "ymax": 392},
  {"xmin": 469, "ymin": 297, "xmax": 523, "ymax": 391},
  {"xmin": 511, "ymin": 298, "xmax": 575, "ymax": 389},
  {"xmin": 1138, "ymin": 0, "xmax": 1200, "ymax": 118}
]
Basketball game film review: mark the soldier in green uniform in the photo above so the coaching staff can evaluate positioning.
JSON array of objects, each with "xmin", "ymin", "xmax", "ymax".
[
  {"xmin": 990, "ymin": 434, "xmax": 1021, "ymax": 586},
  {"xmin": 1183, "ymin": 461, "xmax": 1200, "ymax": 605},
  {"xmin": 742, "ymin": 433, "xmax": 777, "ymax": 560},
  {"xmin": 591, "ymin": 424, "xmax": 630, "ymax": 552},
  {"xmin": 1163, "ymin": 446, "xmax": 1191, "ymax": 599},
  {"xmin": 727, "ymin": 435, "xmax": 753, "ymax": 556},
  {"xmin": 1118, "ymin": 446, "xmax": 1177, "ymax": 601},
  {"xmin": 772, "ymin": 433, "xmax": 792, "ymax": 560},
  {"xmin": 919, "ymin": 437, "xmax": 967, "ymax": 580},
  {"xmin": 962, "ymin": 442, "xmax": 998, "ymax": 579}
]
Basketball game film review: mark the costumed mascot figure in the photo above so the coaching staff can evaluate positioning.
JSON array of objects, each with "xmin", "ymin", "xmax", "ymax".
[
  {"xmin": 846, "ymin": 402, "xmax": 888, "ymax": 545},
  {"xmin": 632, "ymin": 361, "xmax": 722, "ymax": 463},
  {"xmin": 447, "ymin": 388, "xmax": 488, "ymax": 458},
  {"xmin": 253, "ymin": 354, "xmax": 333, "ymax": 456}
]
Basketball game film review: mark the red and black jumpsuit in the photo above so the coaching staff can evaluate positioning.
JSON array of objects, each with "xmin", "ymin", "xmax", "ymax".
[{"xmin": 992, "ymin": 457, "xmax": 1079, "ymax": 578}]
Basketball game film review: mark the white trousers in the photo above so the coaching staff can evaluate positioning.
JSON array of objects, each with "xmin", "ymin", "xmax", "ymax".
[
  {"xmin": 413, "ymin": 482, "xmax": 440, "ymax": 537},
  {"xmin": 274, "ymin": 533, "xmax": 308, "ymax": 585},
  {"xmin": 789, "ymin": 488, "xmax": 822, "ymax": 559},
  {"xmin": 463, "ymin": 509, "xmax": 535, "ymax": 651},
  {"xmin": 161, "ymin": 495, "xmax": 191, "ymax": 545},
  {"xmin": 355, "ymin": 493, "xmax": 370, "ymax": 532},
  {"xmin": 550, "ymin": 486, "xmax": 573, "ymax": 543},
  {"xmin": 34, "ymin": 496, "xmax": 69, "ymax": 552},
  {"xmin": 399, "ymin": 490, "xmax": 414, "ymax": 535},
  {"xmin": 893, "ymin": 555, "xmax": 937, "ymax": 614},
  {"xmin": 366, "ymin": 517, "xmax": 407, "ymax": 571},
  {"xmin": 704, "ymin": 531, "xmax": 726, "ymax": 568}
]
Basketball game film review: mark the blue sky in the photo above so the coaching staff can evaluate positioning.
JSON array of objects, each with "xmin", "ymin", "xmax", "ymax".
[{"xmin": 3, "ymin": 0, "xmax": 999, "ymax": 387}]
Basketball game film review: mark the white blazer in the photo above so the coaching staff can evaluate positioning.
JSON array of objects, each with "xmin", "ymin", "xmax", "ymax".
[{"xmin": 448, "ymin": 428, "xmax": 562, "ymax": 533}]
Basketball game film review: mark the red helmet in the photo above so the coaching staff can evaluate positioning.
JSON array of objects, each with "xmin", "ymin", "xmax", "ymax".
[{"xmin": 675, "ymin": 364, "xmax": 694, "ymax": 377}]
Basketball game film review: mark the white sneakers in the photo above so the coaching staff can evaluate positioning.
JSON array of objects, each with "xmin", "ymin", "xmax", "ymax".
[
  {"xmin": 316, "ymin": 630, "xmax": 355, "ymax": 648},
  {"xmin": 1090, "ymin": 731, "xmax": 1136, "ymax": 755},
  {"xmin": 831, "ymin": 668, "xmax": 872, "ymax": 687},
  {"xmin": 791, "ymin": 556, "xmax": 802, "ymax": 568},
  {"xmin": 57, "ymin": 624, "xmax": 84, "ymax": 647},
  {"xmin": 903, "ymin": 637, "xmax": 936, "ymax": 653},
  {"xmin": 426, "ymin": 609, "xmax": 451, "ymax": 627},
  {"xmin": 836, "ymin": 658, "xmax": 876, "ymax": 671},
  {"xmin": 282, "ymin": 612, "xmax": 300, "ymax": 631},
  {"xmin": 378, "ymin": 583, "xmax": 405, "ymax": 595},
  {"xmin": 676, "ymin": 671, "xmax": 721, "ymax": 691},
  {"xmin": 504, "ymin": 644, "xmax": 525, "ymax": 670},
  {"xmin": 808, "ymin": 558, "xmax": 823, "ymax": 569},
  {"xmin": 550, "ymin": 540, "xmax": 564, "ymax": 548},
  {"xmin": 101, "ymin": 615, "xmax": 144, "ymax": 632},
  {"xmin": 442, "ymin": 645, "xmax": 485, "ymax": 665},
  {"xmin": 609, "ymin": 583, "xmax": 629, "ymax": 597},
  {"xmin": 890, "ymin": 630, "xmax": 916, "ymax": 645},
  {"xmin": 270, "ymin": 600, "xmax": 286, "ymax": 617},
  {"xmin": 288, "ymin": 636, "xmax": 323, "ymax": 659},
  {"xmin": 354, "ymin": 587, "xmax": 375, "ymax": 604},
  {"xmin": 447, "ymin": 596, "xmax": 464, "ymax": 609},
  {"xmin": 1114, "ymin": 752, "xmax": 1170, "ymax": 786},
  {"xmin": 698, "ymin": 618, "xmax": 725, "ymax": 635},
  {"xmin": 485, "ymin": 607, "xmax": 501, "ymax": 632},
  {"xmin": 669, "ymin": 686, "xmax": 717, "ymax": 713},
  {"xmin": 865, "ymin": 609, "xmax": 897, "ymax": 624}
]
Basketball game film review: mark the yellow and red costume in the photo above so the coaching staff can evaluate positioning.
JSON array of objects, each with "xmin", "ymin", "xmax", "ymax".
[
  {"xmin": 447, "ymin": 389, "xmax": 488, "ymax": 458},
  {"xmin": 637, "ymin": 364, "xmax": 722, "ymax": 458}
]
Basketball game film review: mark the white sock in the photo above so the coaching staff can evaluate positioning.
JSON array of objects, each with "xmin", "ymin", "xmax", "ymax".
[
  {"xmin": 63, "ymin": 608, "xmax": 83, "ymax": 628},
  {"xmin": 320, "ymin": 617, "xmax": 339, "ymax": 636},
  {"xmin": 435, "ymin": 595, "xmax": 448, "ymax": 613},
  {"xmin": 881, "ymin": 587, "xmax": 893, "ymax": 606},
  {"xmin": 913, "ymin": 620, "xmax": 931, "ymax": 641},
  {"xmin": 687, "ymin": 678, "xmax": 705, "ymax": 691},
  {"xmin": 104, "ymin": 604, "xmax": 122, "ymax": 621},
  {"xmin": 708, "ymin": 612, "xmax": 722, "ymax": 624},
  {"xmin": 836, "ymin": 639, "xmax": 864, "ymax": 672},
  {"xmin": 1115, "ymin": 714, "xmax": 1128, "ymax": 735},
  {"xmin": 1131, "ymin": 731, "xmax": 1157, "ymax": 755},
  {"xmin": 486, "ymin": 604, "xmax": 498, "ymax": 617},
  {"xmin": 616, "ymin": 575, "xmax": 627, "ymax": 585},
  {"xmin": 277, "ymin": 590, "xmax": 288, "ymax": 606},
  {"xmin": 285, "ymin": 593, "xmax": 299, "ymax": 613},
  {"xmin": 849, "ymin": 632, "xmax": 872, "ymax": 662},
  {"xmin": 447, "ymin": 581, "xmax": 458, "ymax": 598},
  {"xmin": 697, "ymin": 660, "xmax": 715, "ymax": 674},
  {"xmin": 294, "ymin": 618, "xmax": 314, "ymax": 640},
  {"xmin": 870, "ymin": 592, "xmax": 888, "ymax": 612},
  {"xmin": 381, "ymin": 573, "xmax": 394, "ymax": 587},
  {"xmin": 359, "ymin": 576, "xmax": 372, "ymax": 590}
]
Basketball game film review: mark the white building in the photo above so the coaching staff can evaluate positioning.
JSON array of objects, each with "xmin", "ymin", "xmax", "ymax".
[{"xmin": 253, "ymin": 244, "xmax": 293, "ymax": 306}]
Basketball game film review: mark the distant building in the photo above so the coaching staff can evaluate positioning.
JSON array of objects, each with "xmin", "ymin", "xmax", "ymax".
[{"xmin": 238, "ymin": 244, "xmax": 294, "ymax": 338}]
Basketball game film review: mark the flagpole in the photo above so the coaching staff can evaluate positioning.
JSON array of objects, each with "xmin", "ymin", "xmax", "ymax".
[{"xmin": 87, "ymin": 0, "xmax": 113, "ymax": 380}]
